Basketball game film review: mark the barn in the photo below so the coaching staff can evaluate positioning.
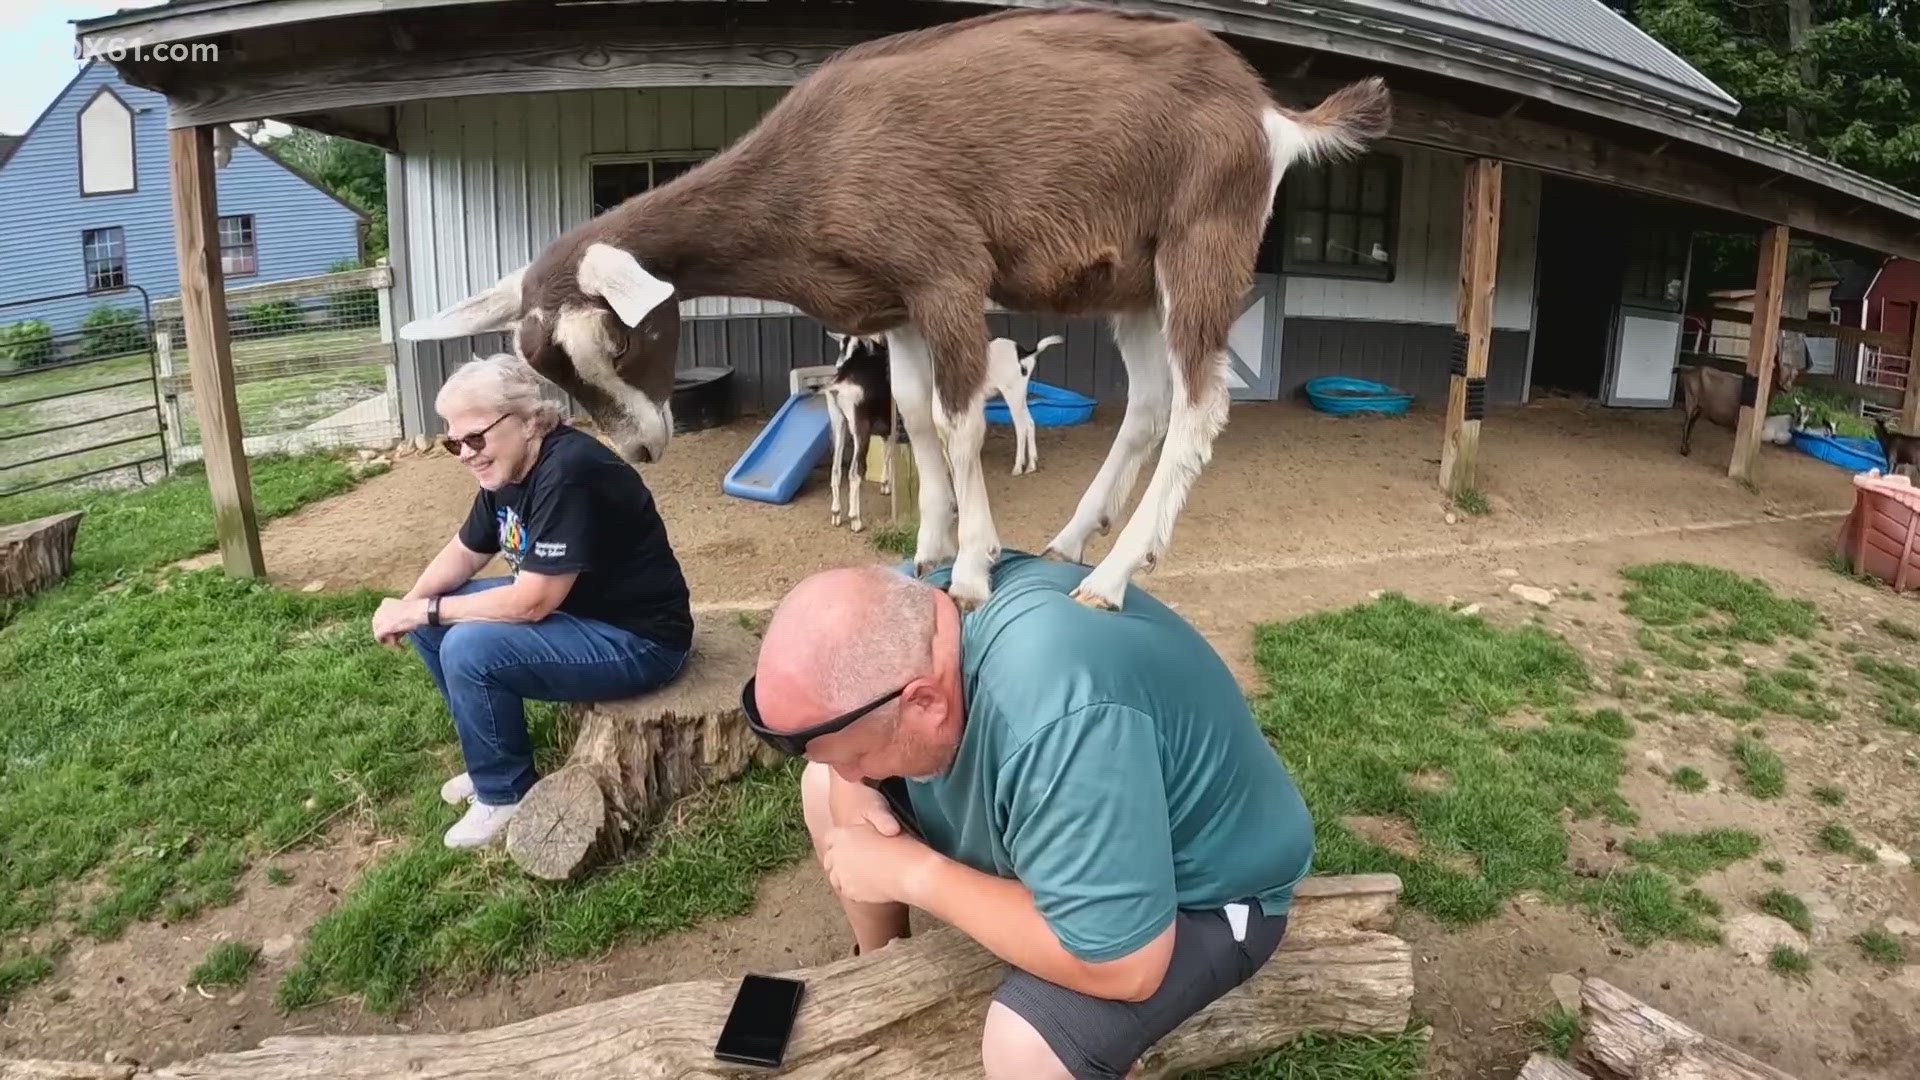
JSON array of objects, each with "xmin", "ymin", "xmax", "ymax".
[{"xmin": 72, "ymin": 0, "xmax": 1920, "ymax": 568}]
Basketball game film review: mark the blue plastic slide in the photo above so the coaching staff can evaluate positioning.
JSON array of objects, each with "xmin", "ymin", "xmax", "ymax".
[{"xmin": 722, "ymin": 391, "xmax": 833, "ymax": 504}]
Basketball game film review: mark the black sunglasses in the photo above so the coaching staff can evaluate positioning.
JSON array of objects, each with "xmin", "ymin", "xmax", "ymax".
[
  {"xmin": 740, "ymin": 675, "xmax": 905, "ymax": 756},
  {"xmin": 440, "ymin": 413, "xmax": 511, "ymax": 457}
]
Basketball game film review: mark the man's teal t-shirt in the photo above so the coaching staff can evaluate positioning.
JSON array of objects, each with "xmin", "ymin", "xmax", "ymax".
[{"xmin": 906, "ymin": 551, "xmax": 1314, "ymax": 964}]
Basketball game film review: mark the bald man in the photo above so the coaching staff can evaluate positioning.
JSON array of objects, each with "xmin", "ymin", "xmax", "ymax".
[{"xmin": 743, "ymin": 551, "xmax": 1315, "ymax": 1080}]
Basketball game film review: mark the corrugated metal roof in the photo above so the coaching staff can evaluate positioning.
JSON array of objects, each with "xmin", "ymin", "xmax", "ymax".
[{"xmin": 1298, "ymin": 0, "xmax": 1738, "ymax": 114}]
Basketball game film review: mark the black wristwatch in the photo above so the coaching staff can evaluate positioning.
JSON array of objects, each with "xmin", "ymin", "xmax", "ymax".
[{"xmin": 426, "ymin": 595, "xmax": 442, "ymax": 627}]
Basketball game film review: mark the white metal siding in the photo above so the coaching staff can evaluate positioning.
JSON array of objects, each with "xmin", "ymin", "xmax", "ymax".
[
  {"xmin": 1282, "ymin": 149, "xmax": 1541, "ymax": 332},
  {"xmin": 397, "ymin": 86, "xmax": 791, "ymax": 324}
]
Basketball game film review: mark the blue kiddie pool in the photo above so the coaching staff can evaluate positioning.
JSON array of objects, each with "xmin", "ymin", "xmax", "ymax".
[
  {"xmin": 1304, "ymin": 376, "xmax": 1415, "ymax": 416},
  {"xmin": 1790, "ymin": 430, "xmax": 1887, "ymax": 474},
  {"xmin": 985, "ymin": 379, "xmax": 1095, "ymax": 426}
]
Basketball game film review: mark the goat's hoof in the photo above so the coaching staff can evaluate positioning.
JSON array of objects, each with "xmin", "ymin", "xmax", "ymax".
[
  {"xmin": 831, "ymin": 513, "xmax": 843, "ymax": 527},
  {"xmin": 851, "ymin": 519, "xmax": 865, "ymax": 533},
  {"xmin": 1069, "ymin": 581, "xmax": 1122, "ymax": 611}
]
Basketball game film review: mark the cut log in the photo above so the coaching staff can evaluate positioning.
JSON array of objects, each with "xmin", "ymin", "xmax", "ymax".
[
  {"xmin": 0, "ymin": 874, "xmax": 1409, "ymax": 1080},
  {"xmin": 1518, "ymin": 1053, "xmax": 1596, "ymax": 1080},
  {"xmin": 0, "ymin": 1063, "xmax": 134, "ymax": 1080},
  {"xmin": 504, "ymin": 617, "xmax": 778, "ymax": 880},
  {"xmin": 0, "ymin": 512, "xmax": 82, "ymax": 598},
  {"xmin": 1575, "ymin": 977, "xmax": 1798, "ymax": 1080}
]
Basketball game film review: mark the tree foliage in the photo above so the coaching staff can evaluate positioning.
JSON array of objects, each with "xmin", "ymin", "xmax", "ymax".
[
  {"xmin": 1621, "ymin": 0, "xmax": 1920, "ymax": 194},
  {"xmin": 256, "ymin": 127, "xmax": 388, "ymax": 260}
]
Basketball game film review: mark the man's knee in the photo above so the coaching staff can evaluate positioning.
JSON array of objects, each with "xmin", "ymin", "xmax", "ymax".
[
  {"xmin": 437, "ymin": 622, "xmax": 508, "ymax": 681},
  {"xmin": 982, "ymin": 1001, "xmax": 1075, "ymax": 1080}
]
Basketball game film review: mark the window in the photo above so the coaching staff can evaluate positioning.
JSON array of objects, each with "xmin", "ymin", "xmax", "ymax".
[
  {"xmin": 1260, "ymin": 154, "xmax": 1399, "ymax": 280},
  {"xmin": 219, "ymin": 214, "xmax": 257, "ymax": 276},
  {"xmin": 82, "ymin": 227, "xmax": 127, "ymax": 292},
  {"xmin": 589, "ymin": 156, "xmax": 705, "ymax": 216},
  {"xmin": 78, "ymin": 88, "xmax": 136, "ymax": 195},
  {"xmin": 1620, "ymin": 226, "xmax": 1689, "ymax": 310}
]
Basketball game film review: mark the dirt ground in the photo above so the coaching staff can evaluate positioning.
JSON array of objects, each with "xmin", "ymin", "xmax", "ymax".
[{"xmin": 14, "ymin": 397, "xmax": 1920, "ymax": 1078}]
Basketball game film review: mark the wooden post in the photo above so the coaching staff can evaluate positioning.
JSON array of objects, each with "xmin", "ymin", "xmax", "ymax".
[
  {"xmin": 1441, "ymin": 157, "xmax": 1502, "ymax": 496},
  {"xmin": 1901, "ymin": 299, "xmax": 1920, "ymax": 435},
  {"xmin": 1728, "ymin": 224, "xmax": 1790, "ymax": 484},
  {"xmin": 153, "ymin": 327, "xmax": 185, "ymax": 463},
  {"xmin": 170, "ymin": 125, "xmax": 264, "ymax": 577}
]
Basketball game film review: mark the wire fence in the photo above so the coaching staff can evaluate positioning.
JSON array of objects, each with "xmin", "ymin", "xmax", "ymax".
[
  {"xmin": 0, "ymin": 286, "xmax": 169, "ymax": 500},
  {"xmin": 153, "ymin": 265, "xmax": 400, "ymax": 463}
]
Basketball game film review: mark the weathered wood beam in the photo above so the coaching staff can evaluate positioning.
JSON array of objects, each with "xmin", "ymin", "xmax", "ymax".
[
  {"xmin": 1442, "ymin": 157, "xmax": 1501, "ymax": 497},
  {"xmin": 170, "ymin": 126, "xmax": 264, "ymax": 578},
  {"xmin": 1575, "ymin": 976, "xmax": 1798, "ymax": 1080},
  {"xmin": 1729, "ymin": 225, "xmax": 1791, "ymax": 485},
  {"xmin": 1903, "ymin": 303, "xmax": 1920, "ymax": 434},
  {"xmin": 1517, "ymin": 1054, "xmax": 1594, "ymax": 1080},
  {"xmin": 0, "ymin": 875, "xmax": 1411, "ymax": 1080},
  {"xmin": 160, "ymin": 30, "xmax": 864, "ymax": 128}
]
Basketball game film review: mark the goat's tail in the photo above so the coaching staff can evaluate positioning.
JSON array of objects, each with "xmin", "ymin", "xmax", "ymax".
[
  {"xmin": 1019, "ymin": 335, "xmax": 1065, "ymax": 377},
  {"xmin": 1266, "ymin": 76, "xmax": 1392, "ymax": 170}
]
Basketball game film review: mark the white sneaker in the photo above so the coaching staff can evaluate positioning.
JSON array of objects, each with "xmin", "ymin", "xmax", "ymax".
[
  {"xmin": 443, "ymin": 800, "xmax": 517, "ymax": 849},
  {"xmin": 440, "ymin": 772, "xmax": 476, "ymax": 805}
]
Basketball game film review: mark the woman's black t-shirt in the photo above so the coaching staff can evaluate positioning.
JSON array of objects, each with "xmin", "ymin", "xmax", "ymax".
[{"xmin": 457, "ymin": 424, "xmax": 693, "ymax": 651}]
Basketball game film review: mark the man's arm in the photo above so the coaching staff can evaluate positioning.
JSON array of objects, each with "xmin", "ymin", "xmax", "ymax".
[
  {"xmin": 903, "ymin": 853, "xmax": 1176, "ymax": 1001},
  {"xmin": 438, "ymin": 569, "xmax": 576, "ymax": 624}
]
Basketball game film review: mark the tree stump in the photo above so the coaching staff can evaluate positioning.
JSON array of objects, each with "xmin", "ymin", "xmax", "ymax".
[
  {"xmin": 1518, "ymin": 1053, "xmax": 1595, "ymax": 1080},
  {"xmin": 0, "ymin": 874, "xmax": 1410, "ymax": 1079},
  {"xmin": 0, "ymin": 511, "xmax": 82, "ymax": 598},
  {"xmin": 504, "ymin": 617, "xmax": 778, "ymax": 880}
]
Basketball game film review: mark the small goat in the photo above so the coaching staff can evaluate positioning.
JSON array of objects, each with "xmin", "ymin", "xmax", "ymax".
[
  {"xmin": 1677, "ymin": 359, "xmax": 1800, "ymax": 456},
  {"xmin": 399, "ymin": 7, "xmax": 1391, "ymax": 610},
  {"xmin": 1875, "ymin": 416, "xmax": 1920, "ymax": 478}
]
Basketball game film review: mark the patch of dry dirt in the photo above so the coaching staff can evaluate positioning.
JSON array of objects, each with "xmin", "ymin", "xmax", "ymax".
[{"xmin": 29, "ymin": 398, "xmax": 1918, "ymax": 1076}]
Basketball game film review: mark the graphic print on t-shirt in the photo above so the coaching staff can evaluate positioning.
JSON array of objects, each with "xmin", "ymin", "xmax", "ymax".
[{"xmin": 496, "ymin": 506, "xmax": 527, "ymax": 570}]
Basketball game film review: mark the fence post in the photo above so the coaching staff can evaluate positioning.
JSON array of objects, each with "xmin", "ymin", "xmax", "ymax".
[
  {"xmin": 376, "ymin": 262, "xmax": 400, "ymax": 431},
  {"xmin": 153, "ymin": 326, "xmax": 186, "ymax": 464}
]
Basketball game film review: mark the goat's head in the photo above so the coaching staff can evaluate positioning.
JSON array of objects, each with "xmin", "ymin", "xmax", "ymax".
[{"xmin": 399, "ymin": 242, "xmax": 681, "ymax": 466}]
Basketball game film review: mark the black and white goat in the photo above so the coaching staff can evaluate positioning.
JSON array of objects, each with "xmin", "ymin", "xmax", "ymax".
[{"xmin": 824, "ymin": 331, "xmax": 1063, "ymax": 532}]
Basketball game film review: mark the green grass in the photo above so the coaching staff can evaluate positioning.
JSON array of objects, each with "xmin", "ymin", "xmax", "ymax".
[
  {"xmin": 190, "ymin": 941, "xmax": 259, "ymax": 988},
  {"xmin": 1816, "ymin": 823, "xmax": 1874, "ymax": 859},
  {"xmin": 1852, "ymin": 656, "xmax": 1920, "ymax": 733},
  {"xmin": 279, "ymin": 762, "xmax": 807, "ymax": 1014},
  {"xmin": 1182, "ymin": 1030, "xmax": 1428, "ymax": 1080},
  {"xmin": 1741, "ymin": 668, "xmax": 1834, "ymax": 722},
  {"xmin": 1550, "ymin": 706, "xmax": 1633, "ymax": 738},
  {"xmin": 1577, "ymin": 869, "xmax": 1722, "ymax": 946},
  {"xmin": 1763, "ymin": 859, "xmax": 1786, "ymax": 874},
  {"xmin": 1623, "ymin": 829, "xmax": 1761, "ymax": 881},
  {"xmin": 866, "ymin": 519, "xmax": 916, "ymax": 558},
  {"xmin": 1669, "ymin": 766, "xmax": 1710, "ymax": 793},
  {"xmin": 1768, "ymin": 946, "xmax": 1812, "ymax": 980},
  {"xmin": 1530, "ymin": 1005, "xmax": 1581, "ymax": 1059},
  {"xmin": 1251, "ymin": 593, "xmax": 1611, "ymax": 926},
  {"xmin": 1614, "ymin": 658, "xmax": 1644, "ymax": 678},
  {"xmin": 1876, "ymin": 617, "xmax": 1919, "ymax": 643},
  {"xmin": 1730, "ymin": 736, "xmax": 1786, "ymax": 799},
  {"xmin": 265, "ymin": 866, "xmax": 294, "ymax": 886},
  {"xmin": 1452, "ymin": 488, "xmax": 1492, "ymax": 517},
  {"xmin": 1755, "ymin": 889, "xmax": 1812, "ymax": 934},
  {"xmin": 1637, "ymin": 627, "xmax": 1710, "ymax": 670},
  {"xmin": 1810, "ymin": 784, "xmax": 1846, "ymax": 806},
  {"xmin": 1620, "ymin": 562, "xmax": 1820, "ymax": 644},
  {"xmin": 1853, "ymin": 928, "xmax": 1906, "ymax": 965}
]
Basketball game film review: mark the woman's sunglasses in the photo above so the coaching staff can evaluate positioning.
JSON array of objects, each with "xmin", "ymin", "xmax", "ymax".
[
  {"xmin": 740, "ymin": 675, "xmax": 905, "ymax": 756},
  {"xmin": 441, "ymin": 414, "xmax": 510, "ymax": 457}
]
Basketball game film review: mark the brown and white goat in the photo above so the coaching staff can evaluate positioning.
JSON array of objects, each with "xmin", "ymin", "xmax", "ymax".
[
  {"xmin": 399, "ymin": 7, "xmax": 1391, "ymax": 610},
  {"xmin": 1677, "ymin": 359, "xmax": 1800, "ymax": 456}
]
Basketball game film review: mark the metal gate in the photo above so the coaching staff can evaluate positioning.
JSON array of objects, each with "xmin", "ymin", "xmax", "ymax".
[{"xmin": 0, "ymin": 286, "xmax": 168, "ymax": 500}]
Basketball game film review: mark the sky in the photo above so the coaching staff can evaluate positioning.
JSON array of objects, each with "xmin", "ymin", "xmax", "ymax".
[{"xmin": 0, "ymin": 1, "xmax": 133, "ymax": 135}]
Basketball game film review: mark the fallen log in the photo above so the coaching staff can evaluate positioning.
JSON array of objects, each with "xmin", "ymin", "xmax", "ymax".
[
  {"xmin": 504, "ymin": 616, "xmax": 779, "ymax": 880},
  {"xmin": 1518, "ymin": 1053, "xmax": 1595, "ymax": 1080},
  {"xmin": 0, "ymin": 511, "xmax": 82, "ymax": 598},
  {"xmin": 1575, "ymin": 977, "xmax": 1797, "ymax": 1080},
  {"xmin": 3, "ymin": 874, "xmax": 1409, "ymax": 1080}
]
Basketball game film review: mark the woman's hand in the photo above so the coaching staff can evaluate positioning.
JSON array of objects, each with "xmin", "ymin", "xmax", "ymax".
[{"xmin": 372, "ymin": 597, "xmax": 428, "ymax": 646}]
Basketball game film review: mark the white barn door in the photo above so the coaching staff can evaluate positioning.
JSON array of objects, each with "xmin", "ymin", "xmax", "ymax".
[{"xmin": 1226, "ymin": 273, "xmax": 1283, "ymax": 401}]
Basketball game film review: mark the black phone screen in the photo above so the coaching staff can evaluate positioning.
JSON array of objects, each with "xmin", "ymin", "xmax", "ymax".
[{"xmin": 713, "ymin": 973, "xmax": 805, "ymax": 1067}]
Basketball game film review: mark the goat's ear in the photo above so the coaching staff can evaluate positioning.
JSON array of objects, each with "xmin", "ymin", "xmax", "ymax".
[
  {"xmin": 399, "ymin": 266, "xmax": 527, "ymax": 340},
  {"xmin": 577, "ymin": 242, "xmax": 676, "ymax": 327}
]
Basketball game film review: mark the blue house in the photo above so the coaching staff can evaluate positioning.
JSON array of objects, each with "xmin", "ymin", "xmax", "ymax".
[{"xmin": 0, "ymin": 60, "xmax": 365, "ymax": 352}]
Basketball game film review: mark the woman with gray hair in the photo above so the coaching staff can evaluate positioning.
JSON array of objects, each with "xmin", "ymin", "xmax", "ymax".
[{"xmin": 371, "ymin": 353, "xmax": 692, "ymax": 849}]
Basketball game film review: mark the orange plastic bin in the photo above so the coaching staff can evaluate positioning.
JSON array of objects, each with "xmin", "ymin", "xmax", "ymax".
[{"xmin": 1834, "ymin": 472, "xmax": 1920, "ymax": 592}]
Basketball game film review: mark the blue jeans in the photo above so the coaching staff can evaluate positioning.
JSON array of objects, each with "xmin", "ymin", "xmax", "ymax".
[{"xmin": 407, "ymin": 577, "xmax": 691, "ymax": 806}]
